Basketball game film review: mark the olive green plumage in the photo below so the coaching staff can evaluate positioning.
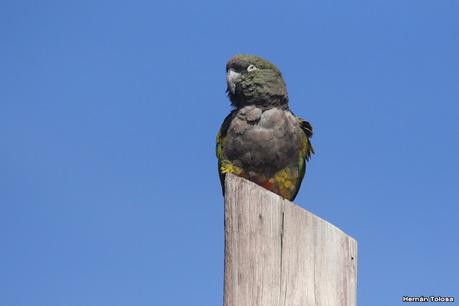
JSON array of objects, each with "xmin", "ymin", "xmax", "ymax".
[{"xmin": 217, "ymin": 55, "xmax": 314, "ymax": 200}]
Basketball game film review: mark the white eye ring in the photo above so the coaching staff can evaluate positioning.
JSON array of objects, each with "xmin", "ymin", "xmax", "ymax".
[{"xmin": 247, "ymin": 64, "xmax": 257, "ymax": 72}]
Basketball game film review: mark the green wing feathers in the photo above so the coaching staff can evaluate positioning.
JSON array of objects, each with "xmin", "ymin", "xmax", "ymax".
[
  {"xmin": 216, "ymin": 111, "xmax": 237, "ymax": 193},
  {"xmin": 299, "ymin": 118, "xmax": 314, "ymax": 160},
  {"xmin": 290, "ymin": 116, "xmax": 314, "ymax": 200}
]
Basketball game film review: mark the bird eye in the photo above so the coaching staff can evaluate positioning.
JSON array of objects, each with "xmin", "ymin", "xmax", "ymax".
[{"xmin": 247, "ymin": 64, "xmax": 257, "ymax": 72}]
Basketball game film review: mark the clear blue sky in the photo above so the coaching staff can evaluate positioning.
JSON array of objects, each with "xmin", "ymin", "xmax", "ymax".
[{"xmin": 1, "ymin": 0, "xmax": 458, "ymax": 305}]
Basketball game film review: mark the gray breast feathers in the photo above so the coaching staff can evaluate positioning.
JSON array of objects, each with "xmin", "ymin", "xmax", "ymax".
[{"xmin": 223, "ymin": 106, "xmax": 302, "ymax": 174}]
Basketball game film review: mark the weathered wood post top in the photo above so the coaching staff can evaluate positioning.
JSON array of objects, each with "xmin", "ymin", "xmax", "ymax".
[{"xmin": 223, "ymin": 174, "xmax": 357, "ymax": 306}]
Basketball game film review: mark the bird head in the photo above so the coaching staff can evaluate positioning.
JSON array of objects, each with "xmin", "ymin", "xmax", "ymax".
[{"xmin": 226, "ymin": 54, "xmax": 288, "ymax": 108}]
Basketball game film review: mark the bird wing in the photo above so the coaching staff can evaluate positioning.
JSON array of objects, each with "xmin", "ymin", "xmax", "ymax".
[
  {"xmin": 298, "ymin": 117, "xmax": 314, "ymax": 160},
  {"xmin": 290, "ymin": 116, "xmax": 314, "ymax": 200},
  {"xmin": 216, "ymin": 110, "xmax": 237, "ymax": 194}
]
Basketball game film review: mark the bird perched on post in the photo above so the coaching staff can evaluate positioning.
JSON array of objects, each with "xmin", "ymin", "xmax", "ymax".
[{"xmin": 216, "ymin": 54, "xmax": 314, "ymax": 201}]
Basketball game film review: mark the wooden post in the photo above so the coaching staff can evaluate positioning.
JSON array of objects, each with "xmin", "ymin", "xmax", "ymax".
[{"xmin": 223, "ymin": 174, "xmax": 357, "ymax": 306}]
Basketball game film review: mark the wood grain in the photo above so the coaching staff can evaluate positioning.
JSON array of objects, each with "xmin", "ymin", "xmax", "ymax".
[{"xmin": 224, "ymin": 174, "xmax": 357, "ymax": 306}]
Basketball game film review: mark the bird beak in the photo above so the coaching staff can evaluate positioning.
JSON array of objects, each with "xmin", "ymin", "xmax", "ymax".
[{"xmin": 226, "ymin": 69, "xmax": 241, "ymax": 94}]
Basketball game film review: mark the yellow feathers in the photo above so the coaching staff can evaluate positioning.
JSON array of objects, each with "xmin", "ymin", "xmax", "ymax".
[
  {"xmin": 220, "ymin": 160, "xmax": 243, "ymax": 175},
  {"xmin": 274, "ymin": 167, "xmax": 299, "ymax": 198}
]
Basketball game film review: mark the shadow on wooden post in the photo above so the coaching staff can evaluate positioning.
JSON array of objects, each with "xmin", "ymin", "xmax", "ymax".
[{"xmin": 223, "ymin": 174, "xmax": 357, "ymax": 306}]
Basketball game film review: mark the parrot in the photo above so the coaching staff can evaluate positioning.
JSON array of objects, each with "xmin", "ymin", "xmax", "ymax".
[{"xmin": 216, "ymin": 54, "xmax": 314, "ymax": 201}]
